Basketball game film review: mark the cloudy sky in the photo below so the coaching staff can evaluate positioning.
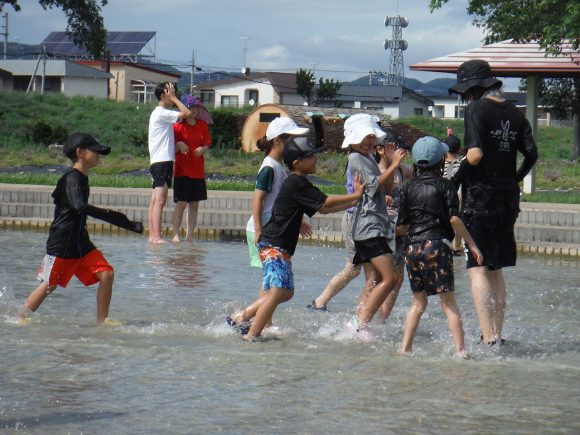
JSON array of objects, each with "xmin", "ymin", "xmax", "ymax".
[{"xmin": 7, "ymin": 0, "xmax": 495, "ymax": 84}]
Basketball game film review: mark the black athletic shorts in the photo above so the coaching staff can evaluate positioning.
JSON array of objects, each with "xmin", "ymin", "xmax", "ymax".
[
  {"xmin": 464, "ymin": 188, "xmax": 519, "ymax": 270},
  {"xmin": 173, "ymin": 176, "xmax": 208, "ymax": 203},
  {"xmin": 150, "ymin": 161, "xmax": 173, "ymax": 189},
  {"xmin": 352, "ymin": 236, "xmax": 392, "ymax": 265}
]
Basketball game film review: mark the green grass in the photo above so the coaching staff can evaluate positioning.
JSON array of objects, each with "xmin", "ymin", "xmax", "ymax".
[{"xmin": 0, "ymin": 93, "xmax": 577, "ymax": 203}]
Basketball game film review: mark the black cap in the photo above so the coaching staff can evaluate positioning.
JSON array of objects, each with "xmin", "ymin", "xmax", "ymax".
[
  {"xmin": 448, "ymin": 59, "xmax": 502, "ymax": 95},
  {"xmin": 383, "ymin": 127, "xmax": 409, "ymax": 150},
  {"xmin": 283, "ymin": 137, "xmax": 324, "ymax": 168},
  {"xmin": 63, "ymin": 133, "xmax": 111, "ymax": 156}
]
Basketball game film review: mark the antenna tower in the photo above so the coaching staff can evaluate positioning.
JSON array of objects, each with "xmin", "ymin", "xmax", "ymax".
[{"xmin": 383, "ymin": 16, "xmax": 408, "ymax": 86}]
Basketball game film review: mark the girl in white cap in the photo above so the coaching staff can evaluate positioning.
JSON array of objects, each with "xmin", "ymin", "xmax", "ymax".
[
  {"xmin": 342, "ymin": 114, "xmax": 406, "ymax": 338},
  {"xmin": 245, "ymin": 116, "xmax": 312, "ymax": 328}
]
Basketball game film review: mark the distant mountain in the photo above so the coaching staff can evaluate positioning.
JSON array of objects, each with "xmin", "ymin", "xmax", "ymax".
[{"xmin": 348, "ymin": 75, "xmax": 455, "ymax": 97}]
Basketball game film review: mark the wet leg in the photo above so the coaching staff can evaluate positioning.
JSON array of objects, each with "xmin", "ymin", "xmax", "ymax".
[
  {"xmin": 245, "ymin": 287, "xmax": 293, "ymax": 339},
  {"xmin": 440, "ymin": 292, "xmax": 466, "ymax": 356},
  {"xmin": 185, "ymin": 201, "xmax": 199, "ymax": 241},
  {"xmin": 315, "ymin": 261, "xmax": 361, "ymax": 309},
  {"xmin": 172, "ymin": 201, "xmax": 187, "ymax": 242},
  {"xmin": 400, "ymin": 291, "xmax": 427, "ymax": 354},
  {"xmin": 95, "ymin": 270, "xmax": 114, "ymax": 325},
  {"xmin": 22, "ymin": 282, "xmax": 57, "ymax": 315}
]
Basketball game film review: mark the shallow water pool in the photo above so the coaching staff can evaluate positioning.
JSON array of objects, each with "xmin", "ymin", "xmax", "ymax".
[{"xmin": 1, "ymin": 231, "xmax": 579, "ymax": 434}]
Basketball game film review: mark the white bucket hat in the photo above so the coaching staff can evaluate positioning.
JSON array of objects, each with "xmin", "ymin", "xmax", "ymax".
[
  {"xmin": 341, "ymin": 114, "xmax": 386, "ymax": 149},
  {"xmin": 266, "ymin": 116, "xmax": 309, "ymax": 140}
]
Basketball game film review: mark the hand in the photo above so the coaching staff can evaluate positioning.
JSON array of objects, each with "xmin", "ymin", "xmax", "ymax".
[
  {"xmin": 392, "ymin": 148, "xmax": 407, "ymax": 166},
  {"xmin": 254, "ymin": 229, "xmax": 261, "ymax": 245},
  {"xmin": 299, "ymin": 222, "xmax": 312, "ymax": 238},
  {"xmin": 470, "ymin": 245, "xmax": 483, "ymax": 265},
  {"xmin": 176, "ymin": 141, "xmax": 188, "ymax": 154},
  {"xmin": 352, "ymin": 173, "xmax": 366, "ymax": 198},
  {"xmin": 165, "ymin": 82, "xmax": 176, "ymax": 98},
  {"xmin": 131, "ymin": 221, "xmax": 144, "ymax": 234},
  {"xmin": 194, "ymin": 146, "xmax": 207, "ymax": 157},
  {"xmin": 385, "ymin": 195, "xmax": 393, "ymax": 206}
]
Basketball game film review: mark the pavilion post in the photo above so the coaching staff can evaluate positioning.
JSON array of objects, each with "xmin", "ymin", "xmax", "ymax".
[{"xmin": 523, "ymin": 74, "xmax": 539, "ymax": 194}]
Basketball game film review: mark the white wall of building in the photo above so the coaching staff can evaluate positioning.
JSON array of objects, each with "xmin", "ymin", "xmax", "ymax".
[
  {"xmin": 62, "ymin": 77, "xmax": 108, "ymax": 98},
  {"xmin": 281, "ymin": 92, "xmax": 306, "ymax": 105},
  {"xmin": 429, "ymin": 96, "xmax": 460, "ymax": 118},
  {"xmin": 214, "ymin": 81, "xmax": 276, "ymax": 107}
]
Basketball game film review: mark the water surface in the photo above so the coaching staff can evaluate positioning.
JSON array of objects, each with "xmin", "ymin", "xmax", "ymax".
[{"xmin": 1, "ymin": 231, "xmax": 579, "ymax": 434}]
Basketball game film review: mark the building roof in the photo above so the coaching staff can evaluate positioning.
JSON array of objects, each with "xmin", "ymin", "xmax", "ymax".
[
  {"xmin": 0, "ymin": 68, "xmax": 12, "ymax": 78},
  {"xmin": 0, "ymin": 60, "xmax": 112, "ymax": 78},
  {"xmin": 41, "ymin": 31, "xmax": 156, "ymax": 57},
  {"xmin": 410, "ymin": 40, "xmax": 580, "ymax": 78},
  {"xmin": 76, "ymin": 60, "xmax": 181, "ymax": 78},
  {"xmin": 192, "ymin": 72, "xmax": 297, "ymax": 94},
  {"xmin": 334, "ymin": 84, "xmax": 402, "ymax": 103}
]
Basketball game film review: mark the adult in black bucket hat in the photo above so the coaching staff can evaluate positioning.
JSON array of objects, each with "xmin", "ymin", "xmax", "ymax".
[
  {"xmin": 449, "ymin": 59, "xmax": 538, "ymax": 348},
  {"xmin": 448, "ymin": 59, "xmax": 502, "ymax": 95}
]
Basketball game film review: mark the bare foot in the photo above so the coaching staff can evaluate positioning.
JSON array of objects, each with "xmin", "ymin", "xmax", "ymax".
[
  {"xmin": 150, "ymin": 238, "xmax": 167, "ymax": 244},
  {"xmin": 398, "ymin": 348, "xmax": 413, "ymax": 356},
  {"xmin": 172, "ymin": 235, "xmax": 180, "ymax": 243},
  {"xmin": 455, "ymin": 350, "xmax": 471, "ymax": 359}
]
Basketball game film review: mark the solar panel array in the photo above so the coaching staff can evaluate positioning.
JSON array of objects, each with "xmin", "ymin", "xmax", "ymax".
[{"xmin": 41, "ymin": 31, "xmax": 156, "ymax": 56}]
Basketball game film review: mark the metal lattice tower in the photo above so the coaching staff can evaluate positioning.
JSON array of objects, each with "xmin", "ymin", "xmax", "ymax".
[{"xmin": 384, "ymin": 16, "xmax": 408, "ymax": 86}]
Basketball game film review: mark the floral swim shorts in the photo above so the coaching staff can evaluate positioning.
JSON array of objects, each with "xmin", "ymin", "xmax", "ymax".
[
  {"xmin": 404, "ymin": 239, "xmax": 454, "ymax": 296},
  {"xmin": 259, "ymin": 246, "xmax": 294, "ymax": 291}
]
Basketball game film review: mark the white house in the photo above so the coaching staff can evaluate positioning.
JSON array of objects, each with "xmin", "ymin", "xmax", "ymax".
[
  {"xmin": 192, "ymin": 72, "xmax": 305, "ymax": 108},
  {"xmin": 0, "ymin": 59, "xmax": 112, "ymax": 98},
  {"xmin": 428, "ymin": 91, "xmax": 528, "ymax": 119}
]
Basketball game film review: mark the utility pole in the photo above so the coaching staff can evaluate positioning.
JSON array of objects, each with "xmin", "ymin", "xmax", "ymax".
[
  {"xmin": 41, "ymin": 45, "xmax": 46, "ymax": 95},
  {"xmin": 1, "ymin": 12, "xmax": 8, "ymax": 60},
  {"xmin": 190, "ymin": 49, "xmax": 195, "ymax": 92}
]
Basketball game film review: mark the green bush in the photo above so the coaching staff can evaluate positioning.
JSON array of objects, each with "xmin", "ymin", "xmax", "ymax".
[
  {"xmin": 25, "ymin": 119, "xmax": 69, "ymax": 146},
  {"xmin": 210, "ymin": 109, "xmax": 244, "ymax": 149}
]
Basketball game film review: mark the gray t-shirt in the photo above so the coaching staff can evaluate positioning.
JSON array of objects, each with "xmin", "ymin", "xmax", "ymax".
[{"xmin": 348, "ymin": 152, "xmax": 391, "ymax": 241}]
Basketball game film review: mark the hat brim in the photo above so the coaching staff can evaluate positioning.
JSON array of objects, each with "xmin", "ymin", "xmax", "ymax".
[
  {"xmin": 341, "ymin": 127, "xmax": 387, "ymax": 149},
  {"xmin": 448, "ymin": 77, "xmax": 502, "ymax": 95},
  {"xmin": 87, "ymin": 144, "xmax": 111, "ymax": 155},
  {"xmin": 265, "ymin": 126, "xmax": 309, "ymax": 141},
  {"xmin": 302, "ymin": 145, "xmax": 326, "ymax": 159}
]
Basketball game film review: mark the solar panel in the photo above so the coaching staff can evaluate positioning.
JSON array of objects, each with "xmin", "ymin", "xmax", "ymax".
[{"xmin": 40, "ymin": 31, "xmax": 156, "ymax": 56}]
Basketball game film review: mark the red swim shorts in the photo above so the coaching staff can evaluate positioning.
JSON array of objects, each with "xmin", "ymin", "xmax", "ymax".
[{"xmin": 37, "ymin": 249, "xmax": 113, "ymax": 288}]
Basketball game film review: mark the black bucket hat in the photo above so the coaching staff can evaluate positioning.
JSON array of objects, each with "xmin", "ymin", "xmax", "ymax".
[
  {"xmin": 448, "ymin": 59, "xmax": 502, "ymax": 95},
  {"xmin": 283, "ymin": 137, "xmax": 325, "ymax": 167}
]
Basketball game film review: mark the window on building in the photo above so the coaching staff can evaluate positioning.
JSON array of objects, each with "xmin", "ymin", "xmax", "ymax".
[
  {"xmin": 413, "ymin": 108, "xmax": 424, "ymax": 116},
  {"xmin": 248, "ymin": 89, "xmax": 259, "ymax": 105},
  {"xmin": 199, "ymin": 91, "xmax": 215, "ymax": 107},
  {"xmin": 221, "ymin": 95, "xmax": 238, "ymax": 107}
]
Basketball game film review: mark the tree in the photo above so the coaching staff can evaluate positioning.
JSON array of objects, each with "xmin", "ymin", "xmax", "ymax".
[
  {"xmin": 1, "ymin": 0, "xmax": 108, "ymax": 58},
  {"xmin": 296, "ymin": 68, "xmax": 315, "ymax": 105},
  {"xmin": 430, "ymin": 0, "xmax": 580, "ymax": 160},
  {"xmin": 429, "ymin": 0, "xmax": 580, "ymax": 55},
  {"xmin": 315, "ymin": 77, "xmax": 342, "ymax": 106}
]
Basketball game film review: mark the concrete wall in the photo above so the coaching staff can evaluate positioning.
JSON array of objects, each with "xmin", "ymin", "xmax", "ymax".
[{"xmin": 62, "ymin": 77, "xmax": 108, "ymax": 98}]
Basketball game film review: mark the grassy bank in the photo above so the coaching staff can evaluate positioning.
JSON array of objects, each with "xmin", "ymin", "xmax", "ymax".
[{"xmin": 0, "ymin": 92, "xmax": 577, "ymax": 202}]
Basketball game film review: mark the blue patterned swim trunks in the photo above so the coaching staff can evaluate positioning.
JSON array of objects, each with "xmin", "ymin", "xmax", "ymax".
[{"xmin": 259, "ymin": 246, "xmax": 294, "ymax": 291}]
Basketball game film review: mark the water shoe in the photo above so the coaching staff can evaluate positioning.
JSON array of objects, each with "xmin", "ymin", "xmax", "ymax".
[
  {"xmin": 306, "ymin": 300, "xmax": 329, "ymax": 312},
  {"xmin": 226, "ymin": 316, "xmax": 251, "ymax": 335}
]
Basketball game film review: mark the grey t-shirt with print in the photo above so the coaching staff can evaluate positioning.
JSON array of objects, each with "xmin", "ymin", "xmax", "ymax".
[{"xmin": 348, "ymin": 152, "xmax": 391, "ymax": 242}]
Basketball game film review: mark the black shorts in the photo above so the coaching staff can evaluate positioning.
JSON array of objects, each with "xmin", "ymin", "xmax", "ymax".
[
  {"xmin": 173, "ymin": 177, "xmax": 208, "ymax": 203},
  {"xmin": 150, "ymin": 161, "xmax": 173, "ymax": 189},
  {"xmin": 352, "ymin": 236, "xmax": 392, "ymax": 264},
  {"xmin": 405, "ymin": 240, "xmax": 454, "ymax": 296},
  {"xmin": 464, "ymin": 188, "xmax": 519, "ymax": 270}
]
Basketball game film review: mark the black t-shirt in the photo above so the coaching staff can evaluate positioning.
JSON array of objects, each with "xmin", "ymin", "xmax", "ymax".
[
  {"xmin": 46, "ymin": 168, "xmax": 96, "ymax": 258},
  {"xmin": 398, "ymin": 173, "xmax": 459, "ymax": 244},
  {"xmin": 464, "ymin": 98, "xmax": 537, "ymax": 190},
  {"xmin": 258, "ymin": 174, "xmax": 327, "ymax": 256}
]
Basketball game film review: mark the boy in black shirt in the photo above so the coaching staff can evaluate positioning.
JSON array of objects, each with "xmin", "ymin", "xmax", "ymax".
[
  {"xmin": 20, "ymin": 133, "xmax": 143, "ymax": 325},
  {"xmin": 397, "ymin": 137, "xmax": 482, "ymax": 357},
  {"xmin": 228, "ymin": 137, "xmax": 364, "ymax": 341}
]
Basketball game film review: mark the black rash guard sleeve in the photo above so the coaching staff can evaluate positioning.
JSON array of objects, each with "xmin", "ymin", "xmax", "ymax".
[
  {"xmin": 516, "ymin": 121, "xmax": 539, "ymax": 182},
  {"xmin": 86, "ymin": 205, "xmax": 144, "ymax": 234}
]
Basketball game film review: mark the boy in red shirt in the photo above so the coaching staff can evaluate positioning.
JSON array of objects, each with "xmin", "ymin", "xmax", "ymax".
[{"xmin": 171, "ymin": 94, "xmax": 213, "ymax": 242}]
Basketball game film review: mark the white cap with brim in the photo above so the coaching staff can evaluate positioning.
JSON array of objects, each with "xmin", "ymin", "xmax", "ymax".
[
  {"xmin": 341, "ymin": 113, "xmax": 386, "ymax": 149},
  {"xmin": 266, "ymin": 116, "xmax": 309, "ymax": 140}
]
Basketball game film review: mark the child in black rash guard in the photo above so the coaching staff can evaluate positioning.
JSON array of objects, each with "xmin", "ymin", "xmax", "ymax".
[{"xmin": 20, "ymin": 133, "xmax": 143, "ymax": 325}]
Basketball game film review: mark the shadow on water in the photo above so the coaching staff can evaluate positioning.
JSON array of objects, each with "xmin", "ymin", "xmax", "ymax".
[{"xmin": 0, "ymin": 411, "xmax": 124, "ymax": 430}]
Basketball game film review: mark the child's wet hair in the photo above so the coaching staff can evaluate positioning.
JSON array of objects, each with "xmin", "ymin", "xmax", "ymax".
[{"xmin": 154, "ymin": 82, "xmax": 169, "ymax": 101}]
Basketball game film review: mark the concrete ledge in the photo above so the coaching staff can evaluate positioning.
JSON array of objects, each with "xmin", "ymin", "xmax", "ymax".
[{"xmin": 1, "ymin": 183, "xmax": 578, "ymax": 256}]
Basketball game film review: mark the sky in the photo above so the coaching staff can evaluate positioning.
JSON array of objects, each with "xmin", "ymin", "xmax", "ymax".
[{"xmin": 5, "ymin": 0, "xmax": 509, "ymax": 86}]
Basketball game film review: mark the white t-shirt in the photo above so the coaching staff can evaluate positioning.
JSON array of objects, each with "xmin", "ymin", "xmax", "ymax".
[
  {"xmin": 148, "ymin": 106, "xmax": 180, "ymax": 164},
  {"xmin": 246, "ymin": 156, "xmax": 287, "ymax": 232}
]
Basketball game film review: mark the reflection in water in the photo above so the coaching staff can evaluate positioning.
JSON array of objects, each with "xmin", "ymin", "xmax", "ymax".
[{"xmin": 1, "ymin": 231, "xmax": 579, "ymax": 434}]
